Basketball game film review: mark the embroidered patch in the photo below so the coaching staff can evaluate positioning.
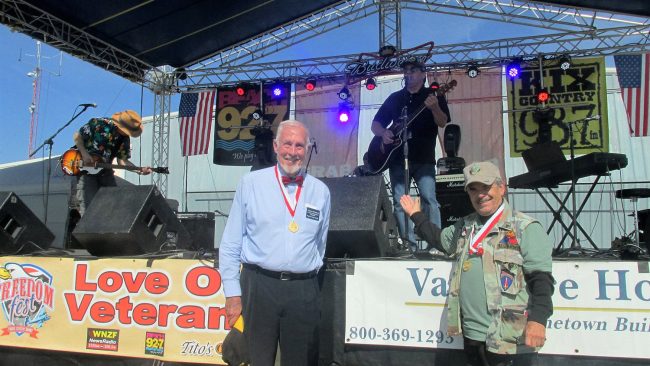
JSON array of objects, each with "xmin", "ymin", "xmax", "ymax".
[
  {"xmin": 470, "ymin": 164, "xmax": 481, "ymax": 175},
  {"xmin": 504, "ymin": 230, "xmax": 518, "ymax": 245},
  {"xmin": 306, "ymin": 206, "xmax": 320, "ymax": 221},
  {"xmin": 500, "ymin": 269, "xmax": 514, "ymax": 291}
]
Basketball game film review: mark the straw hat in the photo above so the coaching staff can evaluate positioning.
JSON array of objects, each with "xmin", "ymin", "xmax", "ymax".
[{"xmin": 111, "ymin": 110, "xmax": 143, "ymax": 137}]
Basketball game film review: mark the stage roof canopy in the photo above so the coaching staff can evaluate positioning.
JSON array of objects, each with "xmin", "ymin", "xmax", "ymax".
[{"xmin": 1, "ymin": 0, "xmax": 648, "ymax": 84}]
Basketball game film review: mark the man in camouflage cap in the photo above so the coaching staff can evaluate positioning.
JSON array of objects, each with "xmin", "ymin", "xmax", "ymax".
[{"xmin": 400, "ymin": 160, "xmax": 554, "ymax": 366}]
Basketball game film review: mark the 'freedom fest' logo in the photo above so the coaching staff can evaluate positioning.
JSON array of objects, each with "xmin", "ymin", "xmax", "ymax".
[{"xmin": 0, "ymin": 262, "xmax": 55, "ymax": 338}]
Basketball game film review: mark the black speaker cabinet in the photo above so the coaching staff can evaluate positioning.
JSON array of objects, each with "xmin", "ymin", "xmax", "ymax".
[
  {"xmin": 321, "ymin": 176, "xmax": 397, "ymax": 258},
  {"xmin": 0, "ymin": 192, "xmax": 54, "ymax": 254},
  {"xmin": 177, "ymin": 212, "xmax": 215, "ymax": 251},
  {"xmin": 72, "ymin": 185, "xmax": 190, "ymax": 256},
  {"xmin": 436, "ymin": 174, "xmax": 474, "ymax": 228}
]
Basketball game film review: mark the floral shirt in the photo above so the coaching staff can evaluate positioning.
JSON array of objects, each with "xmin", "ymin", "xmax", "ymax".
[{"xmin": 78, "ymin": 117, "xmax": 130, "ymax": 162}]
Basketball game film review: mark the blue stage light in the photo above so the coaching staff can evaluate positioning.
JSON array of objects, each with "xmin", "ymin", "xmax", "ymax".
[
  {"xmin": 338, "ymin": 103, "xmax": 350, "ymax": 123},
  {"xmin": 506, "ymin": 60, "xmax": 521, "ymax": 79}
]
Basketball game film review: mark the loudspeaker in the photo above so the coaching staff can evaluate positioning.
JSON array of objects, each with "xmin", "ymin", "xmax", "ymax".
[
  {"xmin": 436, "ymin": 174, "xmax": 474, "ymax": 228},
  {"xmin": 0, "ymin": 192, "xmax": 54, "ymax": 254},
  {"xmin": 72, "ymin": 185, "xmax": 190, "ymax": 256},
  {"xmin": 321, "ymin": 176, "xmax": 397, "ymax": 258},
  {"xmin": 177, "ymin": 212, "xmax": 215, "ymax": 251}
]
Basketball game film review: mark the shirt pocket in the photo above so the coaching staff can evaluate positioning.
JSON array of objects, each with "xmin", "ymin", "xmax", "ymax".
[{"xmin": 493, "ymin": 248, "xmax": 524, "ymax": 296}]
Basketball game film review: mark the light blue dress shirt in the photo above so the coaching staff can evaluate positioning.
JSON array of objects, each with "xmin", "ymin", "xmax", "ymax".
[{"xmin": 219, "ymin": 165, "xmax": 331, "ymax": 297}]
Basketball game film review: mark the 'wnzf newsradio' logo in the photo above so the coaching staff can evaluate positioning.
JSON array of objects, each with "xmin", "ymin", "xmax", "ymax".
[{"xmin": 0, "ymin": 263, "xmax": 55, "ymax": 338}]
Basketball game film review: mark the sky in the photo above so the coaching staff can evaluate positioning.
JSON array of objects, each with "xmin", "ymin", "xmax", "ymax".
[{"xmin": 0, "ymin": 7, "xmax": 616, "ymax": 165}]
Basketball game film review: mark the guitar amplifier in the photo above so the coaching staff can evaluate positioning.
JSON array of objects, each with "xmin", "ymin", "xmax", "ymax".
[
  {"xmin": 176, "ymin": 212, "xmax": 216, "ymax": 252},
  {"xmin": 436, "ymin": 174, "xmax": 473, "ymax": 228}
]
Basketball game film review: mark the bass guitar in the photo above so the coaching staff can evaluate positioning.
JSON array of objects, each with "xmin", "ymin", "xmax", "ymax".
[
  {"xmin": 60, "ymin": 148, "xmax": 169, "ymax": 176},
  {"xmin": 366, "ymin": 80, "xmax": 457, "ymax": 174}
]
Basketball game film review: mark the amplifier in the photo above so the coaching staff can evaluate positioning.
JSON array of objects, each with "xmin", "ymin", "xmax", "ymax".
[
  {"xmin": 177, "ymin": 212, "xmax": 216, "ymax": 252},
  {"xmin": 436, "ymin": 174, "xmax": 473, "ymax": 228}
]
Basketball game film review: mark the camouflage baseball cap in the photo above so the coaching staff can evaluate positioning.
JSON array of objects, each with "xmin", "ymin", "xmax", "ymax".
[{"xmin": 463, "ymin": 161, "xmax": 501, "ymax": 190}]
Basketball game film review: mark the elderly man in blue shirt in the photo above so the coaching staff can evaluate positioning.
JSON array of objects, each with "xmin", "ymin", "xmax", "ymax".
[{"xmin": 219, "ymin": 119, "xmax": 331, "ymax": 366}]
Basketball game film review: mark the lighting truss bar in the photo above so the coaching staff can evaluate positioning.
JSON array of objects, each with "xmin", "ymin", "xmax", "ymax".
[
  {"xmin": 190, "ymin": 0, "xmax": 648, "ymax": 73},
  {"xmin": 177, "ymin": 25, "xmax": 650, "ymax": 91},
  {"xmin": 0, "ymin": 0, "xmax": 152, "ymax": 82},
  {"xmin": 192, "ymin": 0, "xmax": 377, "ymax": 69}
]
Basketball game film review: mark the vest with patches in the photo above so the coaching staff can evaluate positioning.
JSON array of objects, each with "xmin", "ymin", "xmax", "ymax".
[{"xmin": 444, "ymin": 201, "xmax": 539, "ymax": 354}]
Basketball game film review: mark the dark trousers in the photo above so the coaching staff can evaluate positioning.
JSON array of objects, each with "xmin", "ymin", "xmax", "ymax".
[
  {"xmin": 464, "ymin": 337, "xmax": 538, "ymax": 366},
  {"xmin": 241, "ymin": 266, "xmax": 320, "ymax": 366},
  {"xmin": 76, "ymin": 171, "xmax": 117, "ymax": 216}
]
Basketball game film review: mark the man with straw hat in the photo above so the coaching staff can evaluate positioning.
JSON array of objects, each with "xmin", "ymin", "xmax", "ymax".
[{"xmin": 72, "ymin": 109, "xmax": 152, "ymax": 216}]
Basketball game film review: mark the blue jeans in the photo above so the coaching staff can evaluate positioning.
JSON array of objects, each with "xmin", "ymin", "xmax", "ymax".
[{"xmin": 389, "ymin": 162, "xmax": 441, "ymax": 249}]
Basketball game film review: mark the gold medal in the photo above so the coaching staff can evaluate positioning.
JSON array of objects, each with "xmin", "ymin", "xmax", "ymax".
[
  {"xmin": 462, "ymin": 260, "xmax": 472, "ymax": 272},
  {"xmin": 288, "ymin": 220, "xmax": 299, "ymax": 233}
]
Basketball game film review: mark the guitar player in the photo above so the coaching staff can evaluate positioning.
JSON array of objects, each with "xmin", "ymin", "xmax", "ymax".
[
  {"xmin": 72, "ymin": 110, "xmax": 152, "ymax": 216},
  {"xmin": 370, "ymin": 58, "xmax": 451, "ymax": 251}
]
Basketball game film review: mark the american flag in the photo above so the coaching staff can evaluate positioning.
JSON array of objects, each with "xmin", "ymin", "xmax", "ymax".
[
  {"xmin": 614, "ymin": 53, "xmax": 649, "ymax": 137},
  {"xmin": 179, "ymin": 90, "xmax": 216, "ymax": 156}
]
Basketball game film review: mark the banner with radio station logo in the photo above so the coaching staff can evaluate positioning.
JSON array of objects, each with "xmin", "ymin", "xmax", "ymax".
[
  {"xmin": 213, "ymin": 83, "xmax": 291, "ymax": 165},
  {"xmin": 0, "ymin": 257, "xmax": 229, "ymax": 364},
  {"xmin": 507, "ymin": 56, "xmax": 609, "ymax": 157}
]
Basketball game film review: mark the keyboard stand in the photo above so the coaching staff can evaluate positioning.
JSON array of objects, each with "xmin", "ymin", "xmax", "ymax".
[{"xmin": 535, "ymin": 175, "xmax": 605, "ymax": 254}]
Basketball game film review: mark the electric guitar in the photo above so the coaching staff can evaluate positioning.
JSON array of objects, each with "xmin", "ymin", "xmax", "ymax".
[
  {"xmin": 366, "ymin": 80, "xmax": 457, "ymax": 174},
  {"xmin": 60, "ymin": 148, "xmax": 169, "ymax": 176}
]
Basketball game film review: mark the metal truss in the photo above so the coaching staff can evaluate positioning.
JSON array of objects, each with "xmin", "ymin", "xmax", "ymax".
[
  {"xmin": 151, "ymin": 71, "xmax": 174, "ymax": 195},
  {"xmin": 0, "ymin": 0, "xmax": 152, "ymax": 82},
  {"xmin": 177, "ymin": 24, "xmax": 650, "ymax": 91},
  {"xmin": 191, "ymin": 0, "xmax": 378, "ymax": 70},
  {"xmin": 190, "ymin": 0, "xmax": 649, "ymax": 73},
  {"xmin": 379, "ymin": 1, "xmax": 401, "ymax": 50}
]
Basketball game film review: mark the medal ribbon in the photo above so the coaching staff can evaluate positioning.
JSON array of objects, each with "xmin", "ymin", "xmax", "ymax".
[
  {"xmin": 468, "ymin": 203, "xmax": 505, "ymax": 256},
  {"xmin": 274, "ymin": 165, "xmax": 302, "ymax": 218}
]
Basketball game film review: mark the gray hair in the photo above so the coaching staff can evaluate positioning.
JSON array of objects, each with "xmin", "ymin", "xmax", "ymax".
[{"xmin": 275, "ymin": 120, "xmax": 311, "ymax": 147}]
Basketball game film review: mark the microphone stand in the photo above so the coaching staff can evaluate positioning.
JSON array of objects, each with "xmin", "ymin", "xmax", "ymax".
[
  {"xmin": 400, "ymin": 105, "xmax": 412, "ymax": 252},
  {"xmin": 30, "ymin": 105, "xmax": 93, "ymax": 225},
  {"xmin": 567, "ymin": 121, "xmax": 580, "ymax": 254}
]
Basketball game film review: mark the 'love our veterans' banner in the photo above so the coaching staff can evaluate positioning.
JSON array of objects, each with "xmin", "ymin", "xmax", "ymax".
[
  {"xmin": 213, "ymin": 83, "xmax": 291, "ymax": 165},
  {"xmin": 0, "ymin": 257, "xmax": 228, "ymax": 364},
  {"xmin": 507, "ymin": 57, "xmax": 609, "ymax": 156}
]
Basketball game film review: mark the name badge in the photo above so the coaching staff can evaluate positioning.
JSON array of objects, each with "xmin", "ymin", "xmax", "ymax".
[{"xmin": 305, "ymin": 204, "xmax": 320, "ymax": 221}]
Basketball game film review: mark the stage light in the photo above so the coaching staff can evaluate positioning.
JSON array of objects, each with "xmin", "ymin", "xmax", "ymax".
[
  {"xmin": 235, "ymin": 85, "xmax": 246, "ymax": 96},
  {"xmin": 559, "ymin": 55, "xmax": 571, "ymax": 71},
  {"xmin": 305, "ymin": 78, "xmax": 316, "ymax": 91},
  {"xmin": 379, "ymin": 45, "xmax": 396, "ymax": 57},
  {"xmin": 251, "ymin": 109, "xmax": 264, "ymax": 121},
  {"xmin": 365, "ymin": 77, "xmax": 376, "ymax": 91},
  {"xmin": 338, "ymin": 103, "xmax": 351, "ymax": 123},
  {"xmin": 467, "ymin": 65, "xmax": 480, "ymax": 78},
  {"xmin": 338, "ymin": 87, "xmax": 350, "ymax": 100},
  {"xmin": 537, "ymin": 89, "xmax": 550, "ymax": 104},
  {"xmin": 506, "ymin": 60, "xmax": 521, "ymax": 79}
]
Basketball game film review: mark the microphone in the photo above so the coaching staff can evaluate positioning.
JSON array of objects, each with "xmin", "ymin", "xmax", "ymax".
[
  {"xmin": 79, "ymin": 103, "xmax": 97, "ymax": 108},
  {"xmin": 311, "ymin": 138, "xmax": 318, "ymax": 154}
]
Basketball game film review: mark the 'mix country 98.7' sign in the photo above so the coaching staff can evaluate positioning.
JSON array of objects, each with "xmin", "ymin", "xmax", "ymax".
[
  {"xmin": 213, "ymin": 83, "xmax": 291, "ymax": 165},
  {"xmin": 507, "ymin": 57, "xmax": 609, "ymax": 157}
]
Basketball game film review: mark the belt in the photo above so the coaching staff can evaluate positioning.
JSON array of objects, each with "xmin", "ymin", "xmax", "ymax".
[{"xmin": 242, "ymin": 263, "xmax": 317, "ymax": 281}]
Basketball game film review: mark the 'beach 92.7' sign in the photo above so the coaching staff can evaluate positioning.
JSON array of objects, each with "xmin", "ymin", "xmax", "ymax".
[
  {"xmin": 213, "ymin": 83, "xmax": 290, "ymax": 165},
  {"xmin": 507, "ymin": 57, "xmax": 609, "ymax": 157}
]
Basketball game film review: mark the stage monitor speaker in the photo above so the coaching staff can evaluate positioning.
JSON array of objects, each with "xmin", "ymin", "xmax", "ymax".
[
  {"xmin": 177, "ymin": 212, "xmax": 215, "ymax": 252},
  {"xmin": 436, "ymin": 174, "xmax": 474, "ymax": 228},
  {"xmin": 321, "ymin": 176, "xmax": 396, "ymax": 258},
  {"xmin": 0, "ymin": 192, "xmax": 54, "ymax": 254},
  {"xmin": 72, "ymin": 185, "xmax": 190, "ymax": 256}
]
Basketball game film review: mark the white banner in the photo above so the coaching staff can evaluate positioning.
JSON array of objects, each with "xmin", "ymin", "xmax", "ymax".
[{"xmin": 345, "ymin": 260, "xmax": 650, "ymax": 358}]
